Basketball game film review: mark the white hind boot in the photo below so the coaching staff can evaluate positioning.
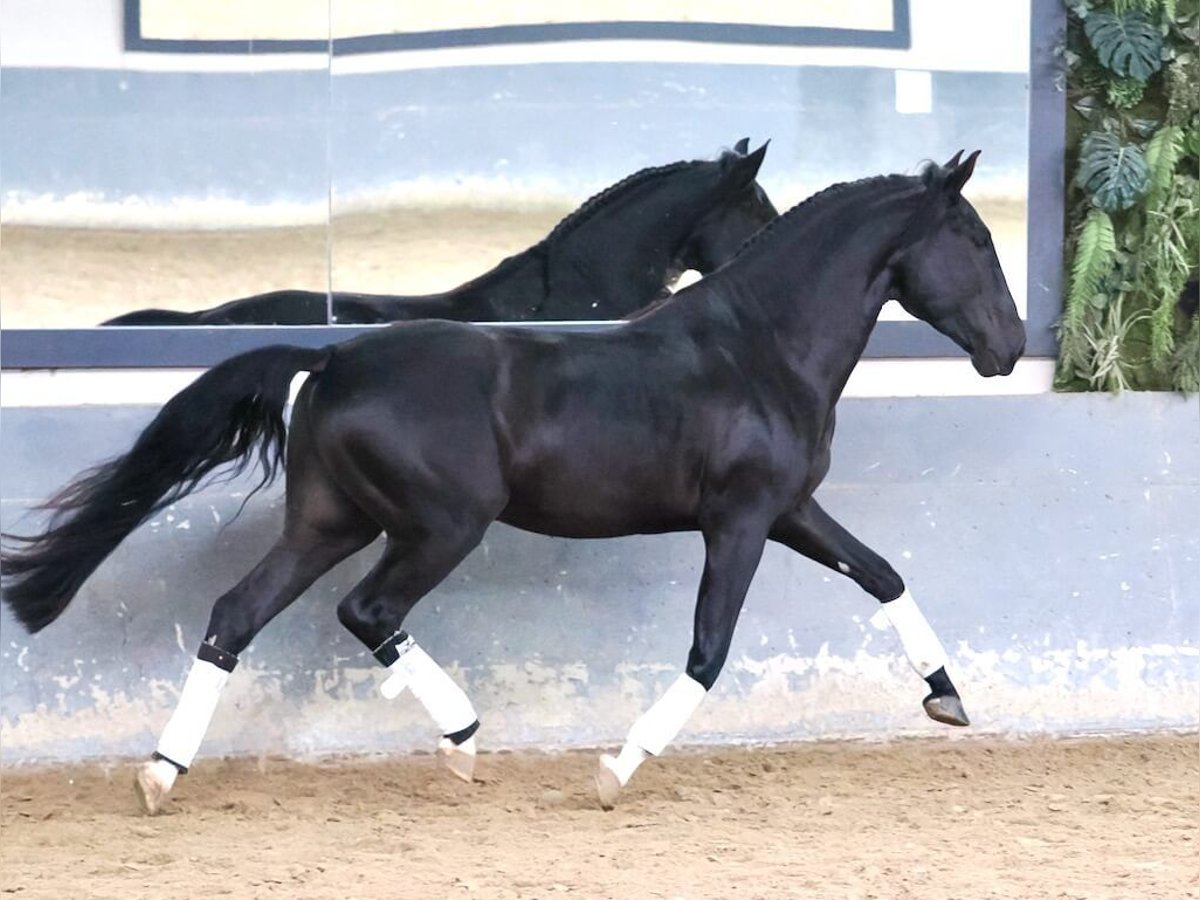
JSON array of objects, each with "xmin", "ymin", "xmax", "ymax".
[
  {"xmin": 378, "ymin": 632, "xmax": 480, "ymax": 782},
  {"xmin": 134, "ymin": 644, "xmax": 235, "ymax": 815}
]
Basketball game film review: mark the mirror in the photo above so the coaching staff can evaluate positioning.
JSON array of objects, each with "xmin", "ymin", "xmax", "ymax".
[
  {"xmin": 0, "ymin": 1, "xmax": 332, "ymax": 328},
  {"xmin": 1, "ymin": 2, "xmax": 1030, "ymax": 334},
  {"xmin": 325, "ymin": 1, "xmax": 1029, "ymax": 328}
]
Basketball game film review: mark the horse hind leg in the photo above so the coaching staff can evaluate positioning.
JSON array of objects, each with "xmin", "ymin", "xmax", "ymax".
[
  {"xmin": 336, "ymin": 515, "xmax": 494, "ymax": 783},
  {"xmin": 134, "ymin": 455, "xmax": 381, "ymax": 814}
]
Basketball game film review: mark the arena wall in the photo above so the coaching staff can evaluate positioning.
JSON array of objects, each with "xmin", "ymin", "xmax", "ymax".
[
  {"xmin": 2, "ymin": 393, "xmax": 1195, "ymax": 765},
  {"xmin": 2, "ymin": 0, "xmax": 1028, "ymax": 227}
]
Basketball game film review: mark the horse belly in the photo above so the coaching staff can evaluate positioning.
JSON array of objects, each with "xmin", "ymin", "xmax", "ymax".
[{"xmin": 499, "ymin": 451, "xmax": 699, "ymax": 539}]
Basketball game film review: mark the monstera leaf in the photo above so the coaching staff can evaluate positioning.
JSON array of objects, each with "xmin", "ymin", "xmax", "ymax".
[
  {"xmin": 1084, "ymin": 10, "xmax": 1164, "ymax": 82},
  {"xmin": 1076, "ymin": 132, "xmax": 1149, "ymax": 211}
]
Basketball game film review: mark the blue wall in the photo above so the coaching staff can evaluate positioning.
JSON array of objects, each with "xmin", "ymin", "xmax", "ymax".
[
  {"xmin": 2, "ymin": 393, "xmax": 1195, "ymax": 764},
  {"xmin": 2, "ymin": 65, "xmax": 1027, "ymax": 211}
]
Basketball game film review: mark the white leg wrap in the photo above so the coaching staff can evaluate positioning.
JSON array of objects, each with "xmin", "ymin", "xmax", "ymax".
[
  {"xmin": 870, "ymin": 589, "xmax": 949, "ymax": 677},
  {"xmin": 380, "ymin": 636, "xmax": 478, "ymax": 737},
  {"xmin": 155, "ymin": 658, "xmax": 230, "ymax": 769},
  {"xmin": 627, "ymin": 674, "xmax": 707, "ymax": 755},
  {"xmin": 602, "ymin": 674, "xmax": 707, "ymax": 788}
]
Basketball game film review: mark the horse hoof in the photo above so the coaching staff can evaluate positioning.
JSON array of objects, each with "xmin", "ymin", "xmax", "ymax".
[
  {"xmin": 923, "ymin": 693, "xmax": 970, "ymax": 727},
  {"xmin": 133, "ymin": 759, "xmax": 177, "ymax": 816},
  {"xmin": 595, "ymin": 755, "xmax": 623, "ymax": 810},
  {"xmin": 437, "ymin": 736, "xmax": 476, "ymax": 783}
]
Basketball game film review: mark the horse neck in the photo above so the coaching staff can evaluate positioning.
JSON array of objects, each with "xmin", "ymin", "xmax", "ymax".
[
  {"xmin": 543, "ymin": 169, "xmax": 717, "ymax": 302},
  {"xmin": 691, "ymin": 182, "xmax": 921, "ymax": 406},
  {"xmin": 395, "ymin": 249, "xmax": 543, "ymax": 321}
]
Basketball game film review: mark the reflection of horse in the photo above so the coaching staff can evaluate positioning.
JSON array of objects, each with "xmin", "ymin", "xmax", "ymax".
[
  {"xmin": 101, "ymin": 140, "xmax": 776, "ymax": 326},
  {"xmin": 4, "ymin": 152, "xmax": 1025, "ymax": 815}
]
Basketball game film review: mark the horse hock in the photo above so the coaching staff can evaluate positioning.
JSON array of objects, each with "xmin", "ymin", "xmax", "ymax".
[
  {"xmin": 596, "ymin": 674, "xmax": 707, "ymax": 809},
  {"xmin": 871, "ymin": 590, "xmax": 970, "ymax": 727},
  {"xmin": 376, "ymin": 632, "xmax": 480, "ymax": 782}
]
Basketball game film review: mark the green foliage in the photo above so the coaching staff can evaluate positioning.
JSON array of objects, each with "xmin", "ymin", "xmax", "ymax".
[
  {"xmin": 1140, "ymin": 175, "xmax": 1199, "ymax": 361},
  {"xmin": 1144, "ymin": 125, "xmax": 1184, "ymax": 201},
  {"xmin": 1058, "ymin": 0, "xmax": 1200, "ymax": 393},
  {"xmin": 1170, "ymin": 317, "xmax": 1200, "ymax": 392},
  {"xmin": 1076, "ymin": 133, "xmax": 1150, "ymax": 210},
  {"xmin": 1165, "ymin": 52, "xmax": 1199, "ymax": 125},
  {"xmin": 1068, "ymin": 210, "xmax": 1118, "ymax": 319},
  {"xmin": 1106, "ymin": 76, "xmax": 1146, "ymax": 107},
  {"xmin": 1084, "ymin": 10, "xmax": 1165, "ymax": 80}
]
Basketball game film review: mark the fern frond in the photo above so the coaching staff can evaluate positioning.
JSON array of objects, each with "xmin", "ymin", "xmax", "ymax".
[
  {"xmin": 1113, "ymin": 0, "xmax": 1158, "ymax": 13},
  {"xmin": 1149, "ymin": 283, "xmax": 1179, "ymax": 362},
  {"xmin": 1067, "ymin": 209, "xmax": 1118, "ymax": 328},
  {"xmin": 1144, "ymin": 126, "xmax": 1185, "ymax": 203}
]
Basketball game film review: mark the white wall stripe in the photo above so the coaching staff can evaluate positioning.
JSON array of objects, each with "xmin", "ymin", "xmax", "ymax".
[{"xmin": 0, "ymin": 359, "xmax": 1055, "ymax": 408}]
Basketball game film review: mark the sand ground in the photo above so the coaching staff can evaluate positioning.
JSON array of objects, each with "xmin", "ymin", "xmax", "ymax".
[
  {"xmin": 1, "ymin": 733, "xmax": 1195, "ymax": 900},
  {"xmin": 0, "ymin": 200, "xmax": 1025, "ymax": 329}
]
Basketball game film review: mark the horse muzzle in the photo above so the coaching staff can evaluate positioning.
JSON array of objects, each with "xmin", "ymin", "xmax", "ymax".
[{"xmin": 971, "ymin": 336, "xmax": 1024, "ymax": 377}]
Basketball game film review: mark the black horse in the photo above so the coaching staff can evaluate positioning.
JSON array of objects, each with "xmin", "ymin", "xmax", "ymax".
[
  {"xmin": 3, "ymin": 152, "xmax": 1025, "ymax": 813},
  {"xmin": 101, "ymin": 140, "xmax": 776, "ymax": 326}
]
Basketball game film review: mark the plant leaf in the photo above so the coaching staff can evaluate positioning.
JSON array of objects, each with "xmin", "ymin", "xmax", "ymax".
[
  {"xmin": 1084, "ymin": 10, "xmax": 1165, "ymax": 81},
  {"xmin": 1144, "ymin": 125, "xmax": 1184, "ymax": 202},
  {"xmin": 1130, "ymin": 117, "xmax": 1160, "ymax": 136},
  {"xmin": 1067, "ymin": 208, "xmax": 1118, "ymax": 340},
  {"xmin": 1076, "ymin": 132, "xmax": 1151, "ymax": 210},
  {"xmin": 1073, "ymin": 95, "xmax": 1101, "ymax": 120}
]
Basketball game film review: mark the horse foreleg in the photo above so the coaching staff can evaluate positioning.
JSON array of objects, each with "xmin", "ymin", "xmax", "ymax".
[
  {"xmin": 597, "ymin": 511, "xmax": 769, "ymax": 808},
  {"xmin": 769, "ymin": 499, "xmax": 968, "ymax": 727}
]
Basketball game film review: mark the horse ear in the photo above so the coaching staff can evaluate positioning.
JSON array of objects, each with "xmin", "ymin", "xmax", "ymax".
[
  {"xmin": 720, "ymin": 140, "xmax": 768, "ymax": 187},
  {"xmin": 944, "ymin": 149, "xmax": 980, "ymax": 195},
  {"xmin": 737, "ymin": 140, "xmax": 769, "ymax": 180},
  {"xmin": 944, "ymin": 149, "xmax": 964, "ymax": 168},
  {"xmin": 734, "ymin": 137, "xmax": 750, "ymax": 154}
]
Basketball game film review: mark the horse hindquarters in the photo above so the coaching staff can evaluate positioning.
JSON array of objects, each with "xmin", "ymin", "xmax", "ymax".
[{"xmin": 298, "ymin": 334, "xmax": 510, "ymax": 780}]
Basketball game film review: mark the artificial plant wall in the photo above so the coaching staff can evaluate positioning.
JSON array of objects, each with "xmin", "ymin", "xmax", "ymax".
[{"xmin": 1058, "ymin": 0, "xmax": 1199, "ymax": 391}]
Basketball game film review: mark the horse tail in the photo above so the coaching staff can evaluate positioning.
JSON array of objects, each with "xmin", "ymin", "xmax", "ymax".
[
  {"xmin": 1, "ymin": 344, "xmax": 332, "ymax": 633},
  {"xmin": 101, "ymin": 308, "xmax": 199, "ymax": 326}
]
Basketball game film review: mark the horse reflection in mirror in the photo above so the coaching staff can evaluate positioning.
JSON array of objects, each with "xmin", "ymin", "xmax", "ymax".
[
  {"xmin": 4, "ymin": 151, "xmax": 1024, "ymax": 814},
  {"xmin": 101, "ymin": 140, "xmax": 777, "ymax": 326}
]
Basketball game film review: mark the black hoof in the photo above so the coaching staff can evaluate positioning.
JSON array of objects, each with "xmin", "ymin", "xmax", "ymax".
[
  {"xmin": 923, "ymin": 693, "xmax": 970, "ymax": 727},
  {"xmin": 922, "ymin": 666, "xmax": 970, "ymax": 727}
]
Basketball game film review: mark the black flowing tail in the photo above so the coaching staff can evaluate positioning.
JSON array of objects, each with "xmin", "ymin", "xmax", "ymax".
[{"xmin": 0, "ymin": 344, "xmax": 332, "ymax": 633}]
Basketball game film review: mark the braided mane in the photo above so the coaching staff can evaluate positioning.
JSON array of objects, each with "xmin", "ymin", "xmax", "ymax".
[
  {"xmin": 732, "ymin": 172, "xmax": 919, "ymax": 259},
  {"xmin": 473, "ymin": 157, "xmax": 713, "ymax": 289},
  {"xmin": 541, "ymin": 159, "xmax": 699, "ymax": 248}
]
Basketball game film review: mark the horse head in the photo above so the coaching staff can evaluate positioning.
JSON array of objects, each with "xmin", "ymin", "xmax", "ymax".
[
  {"xmin": 673, "ymin": 138, "xmax": 778, "ymax": 276},
  {"xmin": 891, "ymin": 151, "xmax": 1026, "ymax": 376}
]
